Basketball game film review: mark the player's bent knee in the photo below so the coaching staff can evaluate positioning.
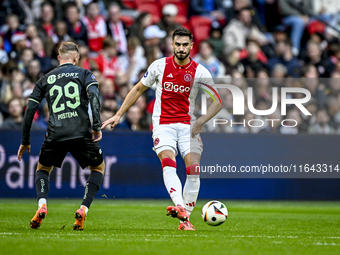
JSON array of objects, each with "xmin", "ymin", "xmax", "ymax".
[
  {"xmin": 161, "ymin": 158, "xmax": 177, "ymax": 169},
  {"xmin": 37, "ymin": 162, "xmax": 53, "ymax": 173},
  {"xmin": 89, "ymin": 160, "xmax": 105, "ymax": 174},
  {"xmin": 158, "ymin": 149, "xmax": 176, "ymax": 160},
  {"xmin": 186, "ymin": 164, "xmax": 200, "ymax": 176},
  {"xmin": 184, "ymin": 152, "xmax": 201, "ymax": 167}
]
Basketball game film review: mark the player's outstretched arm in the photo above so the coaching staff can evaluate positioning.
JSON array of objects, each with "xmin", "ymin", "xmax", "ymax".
[
  {"xmin": 101, "ymin": 81, "xmax": 149, "ymax": 129},
  {"xmin": 191, "ymin": 94, "xmax": 222, "ymax": 138},
  {"xmin": 17, "ymin": 100, "xmax": 40, "ymax": 160}
]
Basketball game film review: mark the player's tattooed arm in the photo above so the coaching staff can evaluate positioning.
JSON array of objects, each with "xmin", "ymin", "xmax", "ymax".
[
  {"xmin": 88, "ymin": 85, "xmax": 101, "ymax": 132},
  {"xmin": 18, "ymin": 100, "xmax": 39, "ymax": 160},
  {"xmin": 21, "ymin": 100, "xmax": 40, "ymax": 145},
  {"xmin": 19, "ymin": 78, "xmax": 44, "ymax": 160}
]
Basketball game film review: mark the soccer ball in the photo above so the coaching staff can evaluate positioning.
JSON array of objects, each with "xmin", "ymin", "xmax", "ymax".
[{"xmin": 201, "ymin": 201, "xmax": 228, "ymax": 226}]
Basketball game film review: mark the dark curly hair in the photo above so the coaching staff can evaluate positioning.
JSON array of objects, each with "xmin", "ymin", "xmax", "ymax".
[{"xmin": 172, "ymin": 27, "xmax": 193, "ymax": 42}]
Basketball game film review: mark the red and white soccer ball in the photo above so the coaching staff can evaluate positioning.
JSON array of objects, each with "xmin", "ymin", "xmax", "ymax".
[{"xmin": 201, "ymin": 201, "xmax": 228, "ymax": 226}]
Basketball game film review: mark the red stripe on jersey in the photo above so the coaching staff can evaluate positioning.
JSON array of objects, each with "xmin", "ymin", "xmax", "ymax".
[{"xmin": 160, "ymin": 56, "xmax": 198, "ymax": 125}]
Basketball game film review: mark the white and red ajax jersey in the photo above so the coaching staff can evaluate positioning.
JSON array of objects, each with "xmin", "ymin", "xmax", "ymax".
[
  {"xmin": 141, "ymin": 55, "xmax": 217, "ymax": 128},
  {"xmin": 82, "ymin": 16, "xmax": 107, "ymax": 52}
]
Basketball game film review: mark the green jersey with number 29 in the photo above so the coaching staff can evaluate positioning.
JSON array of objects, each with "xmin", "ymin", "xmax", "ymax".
[{"xmin": 29, "ymin": 63, "xmax": 99, "ymax": 142}]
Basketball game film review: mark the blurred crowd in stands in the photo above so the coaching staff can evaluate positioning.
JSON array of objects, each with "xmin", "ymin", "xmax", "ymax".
[{"xmin": 1, "ymin": 0, "xmax": 340, "ymax": 134}]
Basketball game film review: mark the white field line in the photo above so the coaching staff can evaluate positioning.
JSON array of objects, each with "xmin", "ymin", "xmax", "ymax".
[{"xmin": 313, "ymin": 242, "xmax": 340, "ymax": 246}]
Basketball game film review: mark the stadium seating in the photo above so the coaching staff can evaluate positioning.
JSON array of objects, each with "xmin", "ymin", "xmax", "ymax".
[
  {"xmin": 123, "ymin": 0, "xmax": 189, "ymax": 26},
  {"xmin": 189, "ymin": 16, "xmax": 212, "ymax": 42},
  {"xmin": 122, "ymin": 0, "xmax": 136, "ymax": 9},
  {"xmin": 159, "ymin": 0, "xmax": 189, "ymax": 25},
  {"xmin": 159, "ymin": 0, "xmax": 188, "ymax": 15},
  {"xmin": 136, "ymin": 2, "xmax": 161, "ymax": 24},
  {"xmin": 174, "ymin": 15, "xmax": 187, "ymax": 25},
  {"xmin": 135, "ymin": 0, "xmax": 158, "ymax": 5},
  {"xmin": 187, "ymin": 16, "xmax": 212, "ymax": 56},
  {"xmin": 120, "ymin": 15, "xmax": 135, "ymax": 27},
  {"xmin": 308, "ymin": 21, "xmax": 325, "ymax": 35}
]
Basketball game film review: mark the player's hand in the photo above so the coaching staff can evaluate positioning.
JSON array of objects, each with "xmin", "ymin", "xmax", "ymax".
[
  {"xmin": 101, "ymin": 115, "xmax": 121, "ymax": 130},
  {"xmin": 17, "ymin": 144, "xmax": 31, "ymax": 161},
  {"xmin": 191, "ymin": 122, "xmax": 203, "ymax": 138},
  {"xmin": 92, "ymin": 130, "xmax": 102, "ymax": 142}
]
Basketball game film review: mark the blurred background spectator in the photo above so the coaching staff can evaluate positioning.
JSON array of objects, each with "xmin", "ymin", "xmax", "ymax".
[
  {"xmin": 107, "ymin": 3, "xmax": 129, "ymax": 55},
  {"xmin": 65, "ymin": 3, "xmax": 88, "ymax": 45},
  {"xmin": 82, "ymin": 1, "xmax": 107, "ymax": 52},
  {"xmin": 194, "ymin": 40, "xmax": 225, "ymax": 78},
  {"xmin": 268, "ymin": 39, "xmax": 301, "ymax": 78},
  {"xmin": 157, "ymin": 4, "xmax": 181, "ymax": 35},
  {"xmin": 223, "ymin": 7, "xmax": 268, "ymax": 55},
  {"xmin": 0, "ymin": 97, "xmax": 39, "ymax": 130},
  {"xmin": 308, "ymin": 108, "xmax": 336, "ymax": 134},
  {"xmin": 278, "ymin": 0, "xmax": 312, "ymax": 56},
  {"xmin": 129, "ymin": 12, "xmax": 152, "ymax": 43}
]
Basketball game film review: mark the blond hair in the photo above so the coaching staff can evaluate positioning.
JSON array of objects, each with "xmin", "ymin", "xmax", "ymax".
[{"xmin": 58, "ymin": 42, "xmax": 79, "ymax": 55}]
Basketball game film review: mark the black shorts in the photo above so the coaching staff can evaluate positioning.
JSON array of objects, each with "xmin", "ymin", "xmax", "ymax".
[{"xmin": 39, "ymin": 136, "xmax": 103, "ymax": 169}]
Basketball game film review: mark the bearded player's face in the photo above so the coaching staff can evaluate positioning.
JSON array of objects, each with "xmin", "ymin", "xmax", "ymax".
[{"xmin": 172, "ymin": 36, "xmax": 193, "ymax": 61}]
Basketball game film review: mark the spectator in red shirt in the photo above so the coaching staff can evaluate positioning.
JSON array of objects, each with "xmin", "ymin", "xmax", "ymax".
[
  {"xmin": 94, "ymin": 37, "xmax": 120, "ymax": 82},
  {"xmin": 65, "ymin": 3, "xmax": 88, "ymax": 45},
  {"xmin": 78, "ymin": 41, "xmax": 97, "ymax": 70},
  {"xmin": 106, "ymin": 3, "xmax": 128, "ymax": 55},
  {"xmin": 37, "ymin": 2, "xmax": 55, "ymax": 38},
  {"xmin": 82, "ymin": 1, "xmax": 107, "ymax": 52}
]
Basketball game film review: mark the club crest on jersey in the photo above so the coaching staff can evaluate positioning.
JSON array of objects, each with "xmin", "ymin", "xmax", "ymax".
[
  {"xmin": 47, "ymin": 75, "xmax": 56, "ymax": 84},
  {"xmin": 183, "ymin": 73, "xmax": 192, "ymax": 82},
  {"xmin": 154, "ymin": 137, "xmax": 160, "ymax": 146},
  {"xmin": 91, "ymin": 74, "xmax": 96, "ymax": 80}
]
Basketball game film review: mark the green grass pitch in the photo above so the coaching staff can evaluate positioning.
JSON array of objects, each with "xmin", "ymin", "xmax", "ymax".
[{"xmin": 1, "ymin": 199, "xmax": 340, "ymax": 255}]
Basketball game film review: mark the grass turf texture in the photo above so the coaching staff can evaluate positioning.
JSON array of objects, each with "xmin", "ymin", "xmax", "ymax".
[{"xmin": 0, "ymin": 199, "xmax": 340, "ymax": 255}]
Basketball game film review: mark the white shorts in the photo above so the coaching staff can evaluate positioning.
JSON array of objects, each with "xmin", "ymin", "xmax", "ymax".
[{"xmin": 152, "ymin": 123, "xmax": 203, "ymax": 158}]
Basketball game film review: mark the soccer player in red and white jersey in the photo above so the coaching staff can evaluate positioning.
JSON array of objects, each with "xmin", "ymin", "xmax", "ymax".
[{"xmin": 102, "ymin": 28, "xmax": 222, "ymax": 230}]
